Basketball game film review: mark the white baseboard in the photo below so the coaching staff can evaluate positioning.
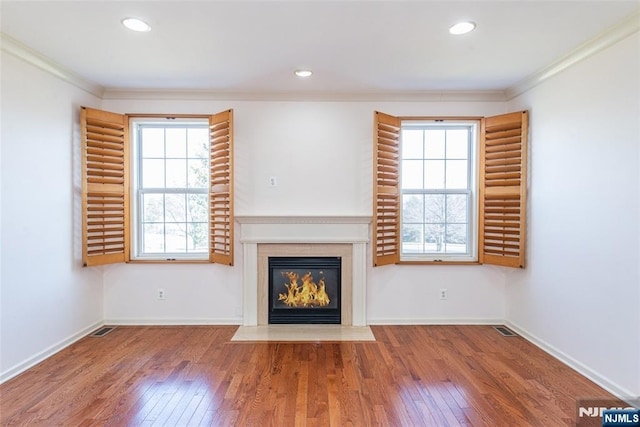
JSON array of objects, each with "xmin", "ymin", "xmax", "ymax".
[
  {"xmin": 505, "ymin": 320, "xmax": 639, "ymax": 402},
  {"xmin": 367, "ymin": 317, "xmax": 504, "ymax": 325},
  {"xmin": 104, "ymin": 317, "xmax": 241, "ymax": 326},
  {"xmin": 0, "ymin": 320, "xmax": 104, "ymax": 384}
]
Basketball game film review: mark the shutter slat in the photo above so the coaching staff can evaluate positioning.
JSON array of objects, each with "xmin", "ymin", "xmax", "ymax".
[
  {"xmin": 87, "ymin": 133, "xmax": 125, "ymax": 146},
  {"xmin": 86, "ymin": 124, "xmax": 124, "ymax": 138},
  {"xmin": 486, "ymin": 142, "xmax": 521, "ymax": 153},
  {"xmin": 479, "ymin": 111, "xmax": 528, "ymax": 268},
  {"xmin": 373, "ymin": 112, "xmax": 400, "ymax": 267},
  {"xmin": 485, "ymin": 157, "xmax": 521, "ymax": 167},
  {"xmin": 209, "ymin": 110, "xmax": 234, "ymax": 266},
  {"xmin": 81, "ymin": 107, "xmax": 129, "ymax": 267}
]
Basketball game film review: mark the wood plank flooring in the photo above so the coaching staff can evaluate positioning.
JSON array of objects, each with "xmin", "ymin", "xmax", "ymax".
[{"xmin": 0, "ymin": 325, "xmax": 622, "ymax": 426}]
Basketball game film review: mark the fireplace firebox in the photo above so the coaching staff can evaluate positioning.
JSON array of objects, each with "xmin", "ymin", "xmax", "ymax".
[{"xmin": 268, "ymin": 257, "xmax": 341, "ymax": 324}]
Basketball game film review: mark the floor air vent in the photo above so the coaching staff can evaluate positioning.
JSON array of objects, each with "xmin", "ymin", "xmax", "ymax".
[
  {"xmin": 90, "ymin": 327, "xmax": 115, "ymax": 337},
  {"xmin": 494, "ymin": 326, "xmax": 517, "ymax": 337}
]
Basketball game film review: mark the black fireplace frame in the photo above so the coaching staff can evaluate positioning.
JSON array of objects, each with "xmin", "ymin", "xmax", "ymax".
[{"xmin": 268, "ymin": 256, "xmax": 341, "ymax": 324}]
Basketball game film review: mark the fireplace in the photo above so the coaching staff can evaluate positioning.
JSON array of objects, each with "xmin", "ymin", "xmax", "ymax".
[
  {"xmin": 236, "ymin": 215, "xmax": 371, "ymax": 326},
  {"xmin": 269, "ymin": 257, "xmax": 341, "ymax": 324}
]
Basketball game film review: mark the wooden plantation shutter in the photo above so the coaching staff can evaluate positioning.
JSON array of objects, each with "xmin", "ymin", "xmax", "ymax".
[
  {"xmin": 81, "ymin": 107, "xmax": 129, "ymax": 267},
  {"xmin": 373, "ymin": 111, "xmax": 401, "ymax": 266},
  {"xmin": 479, "ymin": 111, "xmax": 528, "ymax": 268},
  {"xmin": 209, "ymin": 109, "xmax": 234, "ymax": 265}
]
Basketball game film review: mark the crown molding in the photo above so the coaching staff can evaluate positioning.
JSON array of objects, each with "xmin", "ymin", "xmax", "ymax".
[
  {"xmin": 1, "ymin": 33, "xmax": 105, "ymax": 98},
  {"xmin": 505, "ymin": 10, "xmax": 640, "ymax": 100},
  {"xmin": 102, "ymin": 88, "xmax": 507, "ymax": 103}
]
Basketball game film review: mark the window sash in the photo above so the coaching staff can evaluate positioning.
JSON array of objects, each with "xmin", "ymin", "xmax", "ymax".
[
  {"xmin": 399, "ymin": 122, "xmax": 477, "ymax": 262},
  {"xmin": 136, "ymin": 189, "xmax": 210, "ymax": 259},
  {"xmin": 131, "ymin": 119, "xmax": 211, "ymax": 260}
]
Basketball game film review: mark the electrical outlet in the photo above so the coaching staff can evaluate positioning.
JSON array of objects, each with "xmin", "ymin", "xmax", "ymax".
[
  {"xmin": 157, "ymin": 289, "xmax": 166, "ymax": 300},
  {"xmin": 269, "ymin": 176, "xmax": 278, "ymax": 187},
  {"xmin": 439, "ymin": 289, "xmax": 448, "ymax": 300}
]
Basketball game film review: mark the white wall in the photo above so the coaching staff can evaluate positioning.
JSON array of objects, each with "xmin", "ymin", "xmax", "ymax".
[
  {"xmin": 0, "ymin": 53, "xmax": 104, "ymax": 380},
  {"xmin": 102, "ymin": 98, "xmax": 507, "ymax": 324},
  {"xmin": 506, "ymin": 33, "xmax": 640, "ymax": 397}
]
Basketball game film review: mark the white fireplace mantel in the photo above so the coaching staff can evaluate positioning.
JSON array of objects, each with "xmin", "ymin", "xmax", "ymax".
[{"xmin": 236, "ymin": 216, "xmax": 371, "ymax": 326}]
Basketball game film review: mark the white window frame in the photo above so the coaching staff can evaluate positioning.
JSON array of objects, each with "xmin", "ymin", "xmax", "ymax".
[
  {"xmin": 130, "ymin": 117, "xmax": 210, "ymax": 261},
  {"xmin": 400, "ymin": 120, "xmax": 479, "ymax": 263}
]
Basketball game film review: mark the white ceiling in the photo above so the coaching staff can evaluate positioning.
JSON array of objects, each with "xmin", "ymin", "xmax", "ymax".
[{"xmin": 1, "ymin": 1, "xmax": 639, "ymax": 94}]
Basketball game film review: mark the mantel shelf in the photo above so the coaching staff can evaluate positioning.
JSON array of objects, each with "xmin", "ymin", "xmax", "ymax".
[{"xmin": 235, "ymin": 215, "xmax": 372, "ymax": 225}]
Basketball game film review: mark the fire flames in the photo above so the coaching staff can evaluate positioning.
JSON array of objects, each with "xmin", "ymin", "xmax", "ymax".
[{"xmin": 278, "ymin": 271, "xmax": 331, "ymax": 307}]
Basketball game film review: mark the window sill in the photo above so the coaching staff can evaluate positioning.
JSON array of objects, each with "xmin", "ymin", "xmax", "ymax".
[
  {"xmin": 398, "ymin": 260, "xmax": 480, "ymax": 266},
  {"xmin": 127, "ymin": 259, "xmax": 211, "ymax": 264}
]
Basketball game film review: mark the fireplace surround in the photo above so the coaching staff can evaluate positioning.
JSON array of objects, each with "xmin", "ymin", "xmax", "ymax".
[{"xmin": 236, "ymin": 216, "xmax": 371, "ymax": 326}]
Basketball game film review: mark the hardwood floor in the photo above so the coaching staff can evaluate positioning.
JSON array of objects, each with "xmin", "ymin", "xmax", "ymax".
[{"xmin": 0, "ymin": 325, "xmax": 621, "ymax": 426}]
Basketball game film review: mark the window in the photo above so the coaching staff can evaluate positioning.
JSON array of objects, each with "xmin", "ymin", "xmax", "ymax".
[
  {"xmin": 400, "ymin": 121, "xmax": 478, "ymax": 262},
  {"xmin": 373, "ymin": 111, "xmax": 528, "ymax": 268},
  {"xmin": 80, "ymin": 107, "xmax": 234, "ymax": 267},
  {"xmin": 131, "ymin": 119, "xmax": 210, "ymax": 260}
]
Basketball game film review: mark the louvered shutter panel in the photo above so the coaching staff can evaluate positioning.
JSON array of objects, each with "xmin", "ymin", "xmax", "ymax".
[
  {"xmin": 479, "ymin": 111, "xmax": 528, "ymax": 268},
  {"xmin": 209, "ymin": 110, "xmax": 234, "ymax": 265},
  {"xmin": 373, "ymin": 112, "xmax": 401, "ymax": 267},
  {"xmin": 81, "ymin": 107, "xmax": 129, "ymax": 266}
]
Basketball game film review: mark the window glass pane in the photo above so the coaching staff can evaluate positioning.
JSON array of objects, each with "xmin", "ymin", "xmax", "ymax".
[
  {"xmin": 165, "ymin": 128, "xmax": 187, "ymax": 158},
  {"xmin": 402, "ymin": 194, "xmax": 423, "ymax": 223},
  {"xmin": 165, "ymin": 194, "xmax": 186, "ymax": 222},
  {"xmin": 399, "ymin": 122, "xmax": 476, "ymax": 260},
  {"xmin": 187, "ymin": 128, "xmax": 209, "ymax": 158},
  {"xmin": 165, "ymin": 223, "xmax": 187, "ymax": 253},
  {"xmin": 187, "ymin": 194, "xmax": 208, "ymax": 222},
  {"xmin": 445, "ymin": 160, "xmax": 468, "ymax": 189},
  {"xmin": 424, "ymin": 160, "xmax": 445, "ymax": 189},
  {"xmin": 446, "ymin": 194, "xmax": 468, "ymax": 223},
  {"xmin": 166, "ymin": 159, "xmax": 187, "ymax": 188},
  {"xmin": 425, "ymin": 223, "xmax": 445, "ymax": 252},
  {"xmin": 187, "ymin": 223, "xmax": 208, "ymax": 252},
  {"xmin": 143, "ymin": 223, "xmax": 164, "ymax": 252},
  {"xmin": 142, "ymin": 194, "xmax": 164, "ymax": 222},
  {"xmin": 446, "ymin": 129, "xmax": 469, "ymax": 159},
  {"xmin": 141, "ymin": 128, "xmax": 164, "ymax": 158},
  {"xmin": 188, "ymin": 159, "xmax": 208, "ymax": 189},
  {"xmin": 402, "ymin": 224, "xmax": 423, "ymax": 253},
  {"xmin": 402, "ymin": 160, "xmax": 423, "ymax": 189},
  {"xmin": 401, "ymin": 130, "xmax": 423, "ymax": 159},
  {"xmin": 424, "ymin": 194, "xmax": 445, "ymax": 223},
  {"xmin": 142, "ymin": 159, "xmax": 165, "ymax": 188},
  {"xmin": 445, "ymin": 224, "xmax": 467, "ymax": 253},
  {"xmin": 425, "ymin": 130, "xmax": 445, "ymax": 159}
]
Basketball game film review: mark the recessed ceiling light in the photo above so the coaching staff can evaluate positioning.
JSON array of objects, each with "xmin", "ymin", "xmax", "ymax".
[
  {"xmin": 294, "ymin": 69, "xmax": 313, "ymax": 77},
  {"xmin": 449, "ymin": 21, "xmax": 476, "ymax": 35},
  {"xmin": 121, "ymin": 17, "xmax": 151, "ymax": 32}
]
